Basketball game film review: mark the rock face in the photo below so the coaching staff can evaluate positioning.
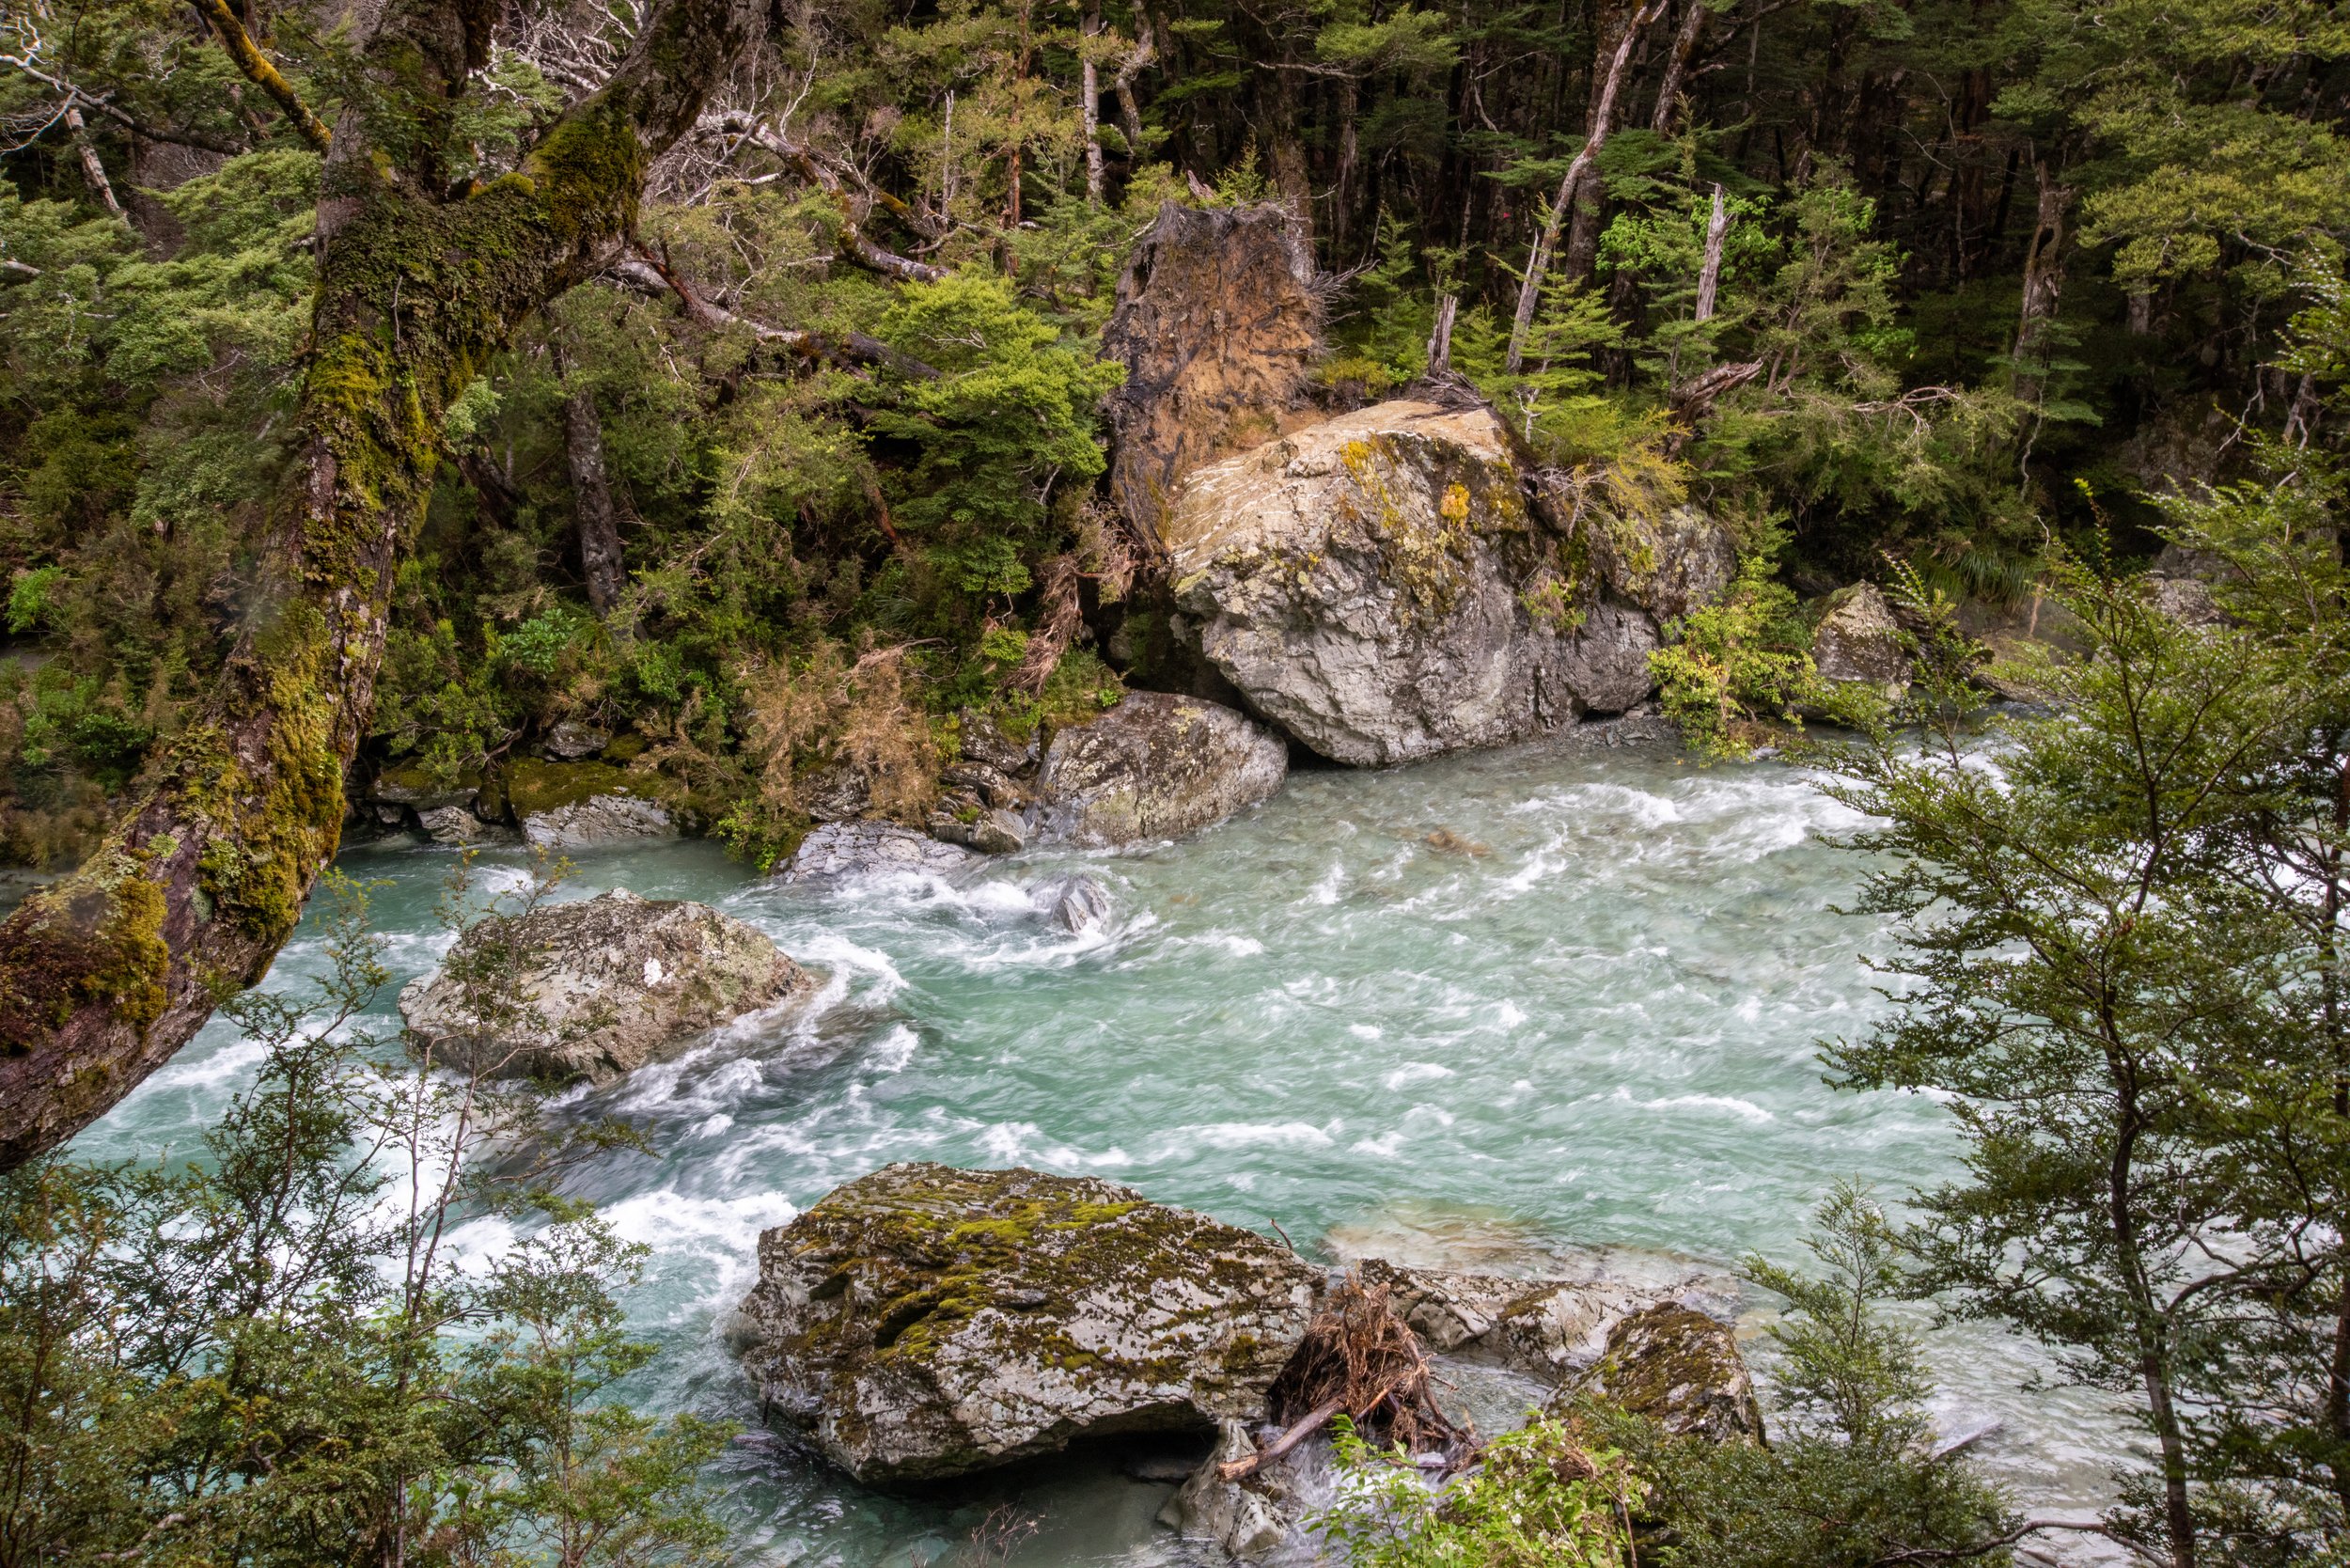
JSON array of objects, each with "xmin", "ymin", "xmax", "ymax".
[
  {"xmin": 1569, "ymin": 1302, "xmax": 1764, "ymax": 1443},
  {"xmin": 782, "ymin": 821, "xmax": 979, "ymax": 883},
  {"xmin": 1034, "ymin": 692, "xmax": 1288, "ymax": 847},
  {"xmin": 1356, "ymin": 1258, "xmax": 1675, "ymax": 1380},
  {"xmin": 1589, "ymin": 504, "xmax": 1739, "ymax": 623},
  {"xmin": 1811, "ymin": 583, "xmax": 1911, "ymax": 698},
  {"xmin": 736, "ymin": 1164, "xmax": 1319, "ymax": 1484},
  {"xmin": 399, "ymin": 888, "xmax": 809, "ymax": 1084},
  {"xmin": 523, "ymin": 793, "xmax": 675, "ymax": 848},
  {"xmin": 1103, "ymin": 202, "xmax": 1323, "ymax": 538},
  {"xmin": 1163, "ymin": 400, "xmax": 1642, "ymax": 765}
]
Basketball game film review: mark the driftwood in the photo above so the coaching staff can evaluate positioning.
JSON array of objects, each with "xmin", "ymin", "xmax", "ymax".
[{"xmin": 1220, "ymin": 1272, "xmax": 1469, "ymax": 1482}]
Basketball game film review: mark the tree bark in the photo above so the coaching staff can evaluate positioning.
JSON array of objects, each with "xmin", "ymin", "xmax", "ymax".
[
  {"xmin": 556, "ymin": 354, "xmax": 628, "ymax": 617},
  {"xmin": 1648, "ymin": 0, "xmax": 1709, "ymax": 135},
  {"xmin": 0, "ymin": 0, "xmax": 763, "ymax": 1171},
  {"xmin": 1081, "ymin": 1, "xmax": 1104, "ymax": 205},
  {"xmin": 63, "ymin": 105, "xmax": 122, "ymax": 215},
  {"xmin": 1505, "ymin": 0, "xmax": 1666, "ymax": 373},
  {"xmin": 2013, "ymin": 159, "xmax": 2073, "ymax": 404},
  {"xmin": 1693, "ymin": 183, "xmax": 1728, "ymax": 322}
]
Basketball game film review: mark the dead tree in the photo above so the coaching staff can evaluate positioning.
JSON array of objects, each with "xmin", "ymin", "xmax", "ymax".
[
  {"xmin": 0, "ymin": 0, "xmax": 764, "ymax": 1170},
  {"xmin": 1505, "ymin": 0, "xmax": 1668, "ymax": 374}
]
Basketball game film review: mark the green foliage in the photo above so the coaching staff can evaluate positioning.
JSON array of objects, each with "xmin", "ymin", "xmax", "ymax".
[
  {"xmin": 872, "ymin": 274, "xmax": 1125, "ymax": 598},
  {"xmin": 1815, "ymin": 449, "xmax": 2350, "ymax": 1560},
  {"xmin": 1649, "ymin": 541, "xmax": 1847, "ymax": 759},
  {"xmin": 1314, "ymin": 1414, "xmax": 1637, "ymax": 1568},
  {"xmin": 1602, "ymin": 1184, "xmax": 2015, "ymax": 1568},
  {"xmin": 0, "ymin": 870, "xmax": 734, "ymax": 1567}
]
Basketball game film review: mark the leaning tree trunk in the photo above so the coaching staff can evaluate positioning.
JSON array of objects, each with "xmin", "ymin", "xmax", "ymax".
[
  {"xmin": 2012, "ymin": 159, "xmax": 2073, "ymax": 405},
  {"xmin": 0, "ymin": 0, "xmax": 762, "ymax": 1170},
  {"xmin": 1505, "ymin": 0, "xmax": 1665, "ymax": 373},
  {"xmin": 556, "ymin": 353, "xmax": 630, "ymax": 617}
]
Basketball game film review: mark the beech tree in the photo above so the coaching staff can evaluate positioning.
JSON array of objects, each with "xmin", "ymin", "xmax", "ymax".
[{"xmin": 0, "ymin": 0, "xmax": 764, "ymax": 1167}]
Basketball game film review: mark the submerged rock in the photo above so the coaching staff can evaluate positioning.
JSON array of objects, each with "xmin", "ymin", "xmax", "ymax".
[
  {"xmin": 1566, "ymin": 1302, "xmax": 1764, "ymax": 1443},
  {"xmin": 735, "ymin": 1163, "xmax": 1319, "ymax": 1484},
  {"xmin": 398, "ymin": 888, "xmax": 810, "ymax": 1084},
  {"xmin": 1034, "ymin": 692, "xmax": 1287, "ymax": 847},
  {"xmin": 1034, "ymin": 873, "xmax": 1113, "ymax": 933},
  {"xmin": 1162, "ymin": 400, "xmax": 1618, "ymax": 765},
  {"xmin": 782, "ymin": 821, "xmax": 979, "ymax": 883},
  {"xmin": 1811, "ymin": 583, "xmax": 1911, "ymax": 699}
]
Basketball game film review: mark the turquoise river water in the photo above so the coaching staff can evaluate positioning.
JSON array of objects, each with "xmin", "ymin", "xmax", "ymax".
[{"xmin": 70, "ymin": 733, "xmax": 2130, "ymax": 1565}]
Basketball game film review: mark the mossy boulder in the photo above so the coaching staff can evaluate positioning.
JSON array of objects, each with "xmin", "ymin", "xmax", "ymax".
[
  {"xmin": 1161, "ymin": 400, "xmax": 1650, "ymax": 765},
  {"xmin": 1033, "ymin": 691, "xmax": 1287, "ymax": 848},
  {"xmin": 1587, "ymin": 503, "xmax": 1738, "ymax": 623},
  {"xmin": 504, "ymin": 758, "xmax": 685, "ymax": 848},
  {"xmin": 1810, "ymin": 584, "xmax": 1912, "ymax": 700},
  {"xmin": 735, "ymin": 1163, "xmax": 1320, "ymax": 1484},
  {"xmin": 399, "ymin": 888, "xmax": 811, "ymax": 1084},
  {"xmin": 1563, "ymin": 1301, "xmax": 1763, "ymax": 1443},
  {"xmin": 368, "ymin": 761, "xmax": 482, "ymax": 811}
]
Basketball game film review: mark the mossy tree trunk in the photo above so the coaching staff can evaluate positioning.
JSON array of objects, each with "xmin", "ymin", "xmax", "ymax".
[{"xmin": 0, "ymin": 0, "xmax": 762, "ymax": 1170}]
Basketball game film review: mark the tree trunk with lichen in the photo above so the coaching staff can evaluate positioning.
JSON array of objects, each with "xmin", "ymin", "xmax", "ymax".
[{"xmin": 0, "ymin": 0, "xmax": 761, "ymax": 1170}]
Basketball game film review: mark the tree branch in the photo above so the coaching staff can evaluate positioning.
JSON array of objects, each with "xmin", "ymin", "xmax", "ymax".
[
  {"xmin": 608, "ymin": 252, "xmax": 939, "ymax": 379},
  {"xmin": 190, "ymin": 0, "xmax": 332, "ymax": 151}
]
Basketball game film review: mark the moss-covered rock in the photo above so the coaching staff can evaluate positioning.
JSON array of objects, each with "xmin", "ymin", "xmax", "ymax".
[
  {"xmin": 1033, "ymin": 692, "xmax": 1287, "ymax": 848},
  {"xmin": 1811, "ymin": 583, "xmax": 1912, "ymax": 700},
  {"xmin": 398, "ymin": 887, "xmax": 810, "ymax": 1084},
  {"xmin": 1564, "ymin": 1301, "xmax": 1764, "ymax": 1444},
  {"xmin": 503, "ymin": 758, "xmax": 686, "ymax": 848},
  {"xmin": 734, "ymin": 1163, "xmax": 1319, "ymax": 1484}
]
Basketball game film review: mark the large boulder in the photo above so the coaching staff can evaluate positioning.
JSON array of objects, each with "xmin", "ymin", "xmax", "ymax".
[
  {"xmin": 1163, "ymin": 400, "xmax": 1651, "ymax": 765},
  {"xmin": 1811, "ymin": 583, "xmax": 1911, "ymax": 699},
  {"xmin": 1566, "ymin": 1302, "xmax": 1763, "ymax": 1443},
  {"xmin": 1103, "ymin": 202, "xmax": 1324, "ymax": 538},
  {"xmin": 735, "ymin": 1164, "xmax": 1320, "ymax": 1484},
  {"xmin": 1587, "ymin": 504, "xmax": 1739, "ymax": 623},
  {"xmin": 399, "ymin": 888, "xmax": 810, "ymax": 1084},
  {"xmin": 1034, "ymin": 692, "xmax": 1287, "ymax": 847}
]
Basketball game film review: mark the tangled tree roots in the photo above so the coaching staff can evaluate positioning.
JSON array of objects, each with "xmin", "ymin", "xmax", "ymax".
[{"xmin": 1235, "ymin": 1271, "xmax": 1470, "ymax": 1477}]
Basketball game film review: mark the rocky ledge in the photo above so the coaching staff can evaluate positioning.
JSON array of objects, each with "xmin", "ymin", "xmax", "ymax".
[{"xmin": 400, "ymin": 888, "xmax": 811, "ymax": 1084}]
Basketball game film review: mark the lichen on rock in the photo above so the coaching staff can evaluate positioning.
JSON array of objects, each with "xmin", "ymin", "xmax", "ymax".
[
  {"xmin": 1163, "ymin": 400, "xmax": 1666, "ymax": 765},
  {"xmin": 734, "ymin": 1163, "xmax": 1320, "ymax": 1484},
  {"xmin": 1564, "ymin": 1301, "xmax": 1765, "ymax": 1444},
  {"xmin": 398, "ymin": 887, "xmax": 810, "ymax": 1084},
  {"xmin": 1033, "ymin": 691, "xmax": 1288, "ymax": 848}
]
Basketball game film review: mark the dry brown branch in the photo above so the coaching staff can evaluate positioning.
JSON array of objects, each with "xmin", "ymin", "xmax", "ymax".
[
  {"xmin": 1225, "ymin": 1271, "xmax": 1467, "ymax": 1480},
  {"xmin": 1010, "ymin": 554, "xmax": 1083, "ymax": 695}
]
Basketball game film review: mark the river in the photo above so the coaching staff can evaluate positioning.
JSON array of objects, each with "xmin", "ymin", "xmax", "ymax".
[{"xmin": 69, "ymin": 730, "xmax": 2132, "ymax": 1565}]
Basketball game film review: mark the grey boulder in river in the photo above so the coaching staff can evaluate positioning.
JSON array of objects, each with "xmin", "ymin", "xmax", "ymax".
[
  {"xmin": 399, "ymin": 888, "xmax": 810, "ymax": 1084},
  {"xmin": 733, "ymin": 1163, "xmax": 1320, "ymax": 1483},
  {"xmin": 1034, "ymin": 691, "xmax": 1288, "ymax": 848},
  {"xmin": 1159, "ymin": 400, "xmax": 1732, "ymax": 765}
]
